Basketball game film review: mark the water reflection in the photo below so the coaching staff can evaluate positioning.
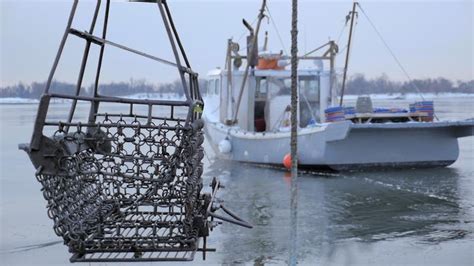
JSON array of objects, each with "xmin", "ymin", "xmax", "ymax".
[{"xmin": 205, "ymin": 160, "xmax": 468, "ymax": 264}]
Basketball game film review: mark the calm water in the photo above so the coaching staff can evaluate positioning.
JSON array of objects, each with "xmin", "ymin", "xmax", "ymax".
[{"xmin": 0, "ymin": 97, "xmax": 473, "ymax": 265}]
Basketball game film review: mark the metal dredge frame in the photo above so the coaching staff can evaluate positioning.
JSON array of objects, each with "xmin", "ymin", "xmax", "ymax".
[{"xmin": 19, "ymin": 0, "xmax": 253, "ymax": 262}]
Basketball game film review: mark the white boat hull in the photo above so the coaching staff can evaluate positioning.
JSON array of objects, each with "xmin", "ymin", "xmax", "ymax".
[{"xmin": 203, "ymin": 120, "xmax": 474, "ymax": 170}]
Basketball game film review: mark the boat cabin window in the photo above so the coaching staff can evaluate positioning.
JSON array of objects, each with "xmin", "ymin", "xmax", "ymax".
[
  {"xmin": 207, "ymin": 80, "xmax": 214, "ymax": 95},
  {"xmin": 256, "ymin": 75, "xmax": 319, "ymax": 97},
  {"xmin": 206, "ymin": 78, "xmax": 220, "ymax": 95},
  {"xmin": 255, "ymin": 76, "xmax": 290, "ymax": 97},
  {"xmin": 299, "ymin": 76, "xmax": 320, "ymax": 99},
  {"xmin": 299, "ymin": 75, "xmax": 320, "ymax": 127},
  {"xmin": 254, "ymin": 75, "xmax": 321, "ymax": 131},
  {"xmin": 214, "ymin": 78, "xmax": 220, "ymax": 95},
  {"xmin": 256, "ymin": 77, "xmax": 269, "ymax": 99}
]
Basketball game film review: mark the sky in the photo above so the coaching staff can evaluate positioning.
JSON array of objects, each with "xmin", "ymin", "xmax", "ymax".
[{"xmin": 0, "ymin": 0, "xmax": 472, "ymax": 87}]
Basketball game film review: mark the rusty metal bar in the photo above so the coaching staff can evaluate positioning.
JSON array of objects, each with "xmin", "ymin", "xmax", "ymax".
[
  {"xmin": 68, "ymin": 29, "xmax": 194, "ymax": 73},
  {"xmin": 88, "ymin": 0, "xmax": 110, "ymax": 125},
  {"xmin": 49, "ymin": 93, "xmax": 189, "ymax": 106},
  {"xmin": 157, "ymin": 0, "xmax": 191, "ymax": 101},
  {"xmin": 66, "ymin": 0, "xmax": 102, "ymax": 132},
  {"xmin": 30, "ymin": 0, "xmax": 78, "ymax": 150},
  {"xmin": 162, "ymin": 0, "xmax": 191, "ymax": 68}
]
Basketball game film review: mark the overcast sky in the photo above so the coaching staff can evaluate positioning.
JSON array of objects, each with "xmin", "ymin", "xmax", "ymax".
[{"xmin": 0, "ymin": 0, "xmax": 472, "ymax": 87}]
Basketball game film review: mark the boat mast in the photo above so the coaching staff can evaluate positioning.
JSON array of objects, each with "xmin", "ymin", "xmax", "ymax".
[
  {"xmin": 232, "ymin": 0, "xmax": 267, "ymax": 124},
  {"xmin": 320, "ymin": 40, "xmax": 339, "ymax": 108},
  {"xmin": 339, "ymin": 1, "xmax": 358, "ymax": 106}
]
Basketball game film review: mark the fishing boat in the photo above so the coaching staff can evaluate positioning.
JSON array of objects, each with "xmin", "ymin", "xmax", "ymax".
[{"xmin": 202, "ymin": 1, "xmax": 474, "ymax": 170}]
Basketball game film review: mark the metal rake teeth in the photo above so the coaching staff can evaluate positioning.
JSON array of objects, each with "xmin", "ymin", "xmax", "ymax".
[{"xmin": 19, "ymin": 0, "xmax": 251, "ymax": 262}]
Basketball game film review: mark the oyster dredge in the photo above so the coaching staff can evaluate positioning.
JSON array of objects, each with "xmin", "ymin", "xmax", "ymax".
[
  {"xmin": 19, "ymin": 0, "xmax": 250, "ymax": 262},
  {"xmin": 203, "ymin": 1, "xmax": 474, "ymax": 170}
]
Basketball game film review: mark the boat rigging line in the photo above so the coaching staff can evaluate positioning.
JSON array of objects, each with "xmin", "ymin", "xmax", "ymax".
[
  {"xmin": 265, "ymin": 4, "xmax": 289, "ymax": 56},
  {"xmin": 336, "ymin": 21, "xmax": 348, "ymax": 45},
  {"xmin": 356, "ymin": 4, "xmax": 434, "ymax": 113},
  {"xmin": 338, "ymin": 3, "xmax": 435, "ymax": 120}
]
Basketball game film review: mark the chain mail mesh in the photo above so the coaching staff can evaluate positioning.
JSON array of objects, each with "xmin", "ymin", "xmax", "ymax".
[
  {"xmin": 33, "ymin": 101, "xmax": 206, "ymax": 261},
  {"xmin": 20, "ymin": 0, "xmax": 215, "ymax": 261}
]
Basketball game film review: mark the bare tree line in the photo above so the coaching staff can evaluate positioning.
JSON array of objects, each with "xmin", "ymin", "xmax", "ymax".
[
  {"xmin": 345, "ymin": 74, "xmax": 473, "ymax": 95},
  {"xmin": 0, "ymin": 75, "xmax": 472, "ymax": 99},
  {"xmin": 0, "ymin": 78, "xmax": 207, "ymax": 99}
]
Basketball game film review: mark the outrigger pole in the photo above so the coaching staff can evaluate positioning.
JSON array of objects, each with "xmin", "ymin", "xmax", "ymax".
[{"xmin": 339, "ymin": 1, "xmax": 358, "ymax": 106}]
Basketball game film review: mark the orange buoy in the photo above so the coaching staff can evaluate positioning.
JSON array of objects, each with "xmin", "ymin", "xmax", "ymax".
[{"xmin": 283, "ymin": 153, "xmax": 292, "ymax": 170}]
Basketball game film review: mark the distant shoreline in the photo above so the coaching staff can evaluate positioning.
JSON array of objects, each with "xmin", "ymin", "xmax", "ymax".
[{"xmin": 1, "ymin": 92, "xmax": 473, "ymax": 105}]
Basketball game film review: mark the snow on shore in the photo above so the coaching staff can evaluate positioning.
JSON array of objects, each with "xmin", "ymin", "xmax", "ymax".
[
  {"xmin": 0, "ymin": 93, "xmax": 185, "ymax": 104},
  {"xmin": 0, "ymin": 97, "xmax": 39, "ymax": 104},
  {"xmin": 122, "ymin": 92, "xmax": 185, "ymax": 101},
  {"xmin": 1, "ymin": 92, "xmax": 472, "ymax": 104}
]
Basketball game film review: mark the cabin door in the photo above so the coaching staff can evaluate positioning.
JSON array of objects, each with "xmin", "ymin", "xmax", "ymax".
[{"xmin": 254, "ymin": 77, "xmax": 268, "ymax": 132}]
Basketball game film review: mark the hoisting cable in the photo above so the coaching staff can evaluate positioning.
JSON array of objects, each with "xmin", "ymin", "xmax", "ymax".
[
  {"xmin": 265, "ymin": 4, "xmax": 289, "ymax": 55},
  {"xmin": 336, "ymin": 21, "xmax": 348, "ymax": 46},
  {"xmin": 289, "ymin": 0, "xmax": 299, "ymax": 265},
  {"xmin": 357, "ymin": 3, "xmax": 438, "ymax": 120},
  {"xmin": 357, "ymin": 4, "xmax": 421, "ymax": 98}
]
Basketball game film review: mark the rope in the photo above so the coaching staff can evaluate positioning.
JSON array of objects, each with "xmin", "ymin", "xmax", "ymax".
[
  {"xmin": 336, "ymin": 22, "xmax": 347, "ymax": 45},
  {"xmin": 289, "ymin": 0, "xmax": 299, "ymax": 264},
  {"xmin": 357, "ymin": 5, "xmax": 427, "ymax": 101},
  {"xmin": 357, "ymin": 4, "xmax": 439, "ymax": 120}
]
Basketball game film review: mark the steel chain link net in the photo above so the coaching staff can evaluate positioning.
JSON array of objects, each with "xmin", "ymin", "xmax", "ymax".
[
  {"xmin": 31, "ymin": 99, "xmax": 207, "ymax": 261},
  {"xmin": 21, "ymin": 0, "xmax": 252, "ymax": 262}
]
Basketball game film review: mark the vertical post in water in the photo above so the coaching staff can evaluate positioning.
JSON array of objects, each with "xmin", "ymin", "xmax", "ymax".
[{"xmin": 289, "ymin": 0, "xmax": 298, "ymax": 265}]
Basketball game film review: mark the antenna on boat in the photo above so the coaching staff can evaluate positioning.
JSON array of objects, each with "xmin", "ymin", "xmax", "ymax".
[
  {"xmin": 339, "ymin": 1, "xmax": 359, "ymax": 106},
  {"xmin": 232, "ymin": 0, "xmax": 267, "ymax": 124}
]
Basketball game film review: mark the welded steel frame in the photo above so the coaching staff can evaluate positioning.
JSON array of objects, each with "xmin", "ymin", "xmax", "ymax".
[
  {"xmin": 29, "ymin": 0, "xmax": 202, "ymax": 152},
  {"xmin": 20, "ymin": 0, "xmax": 252, "ymax": 262}
]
